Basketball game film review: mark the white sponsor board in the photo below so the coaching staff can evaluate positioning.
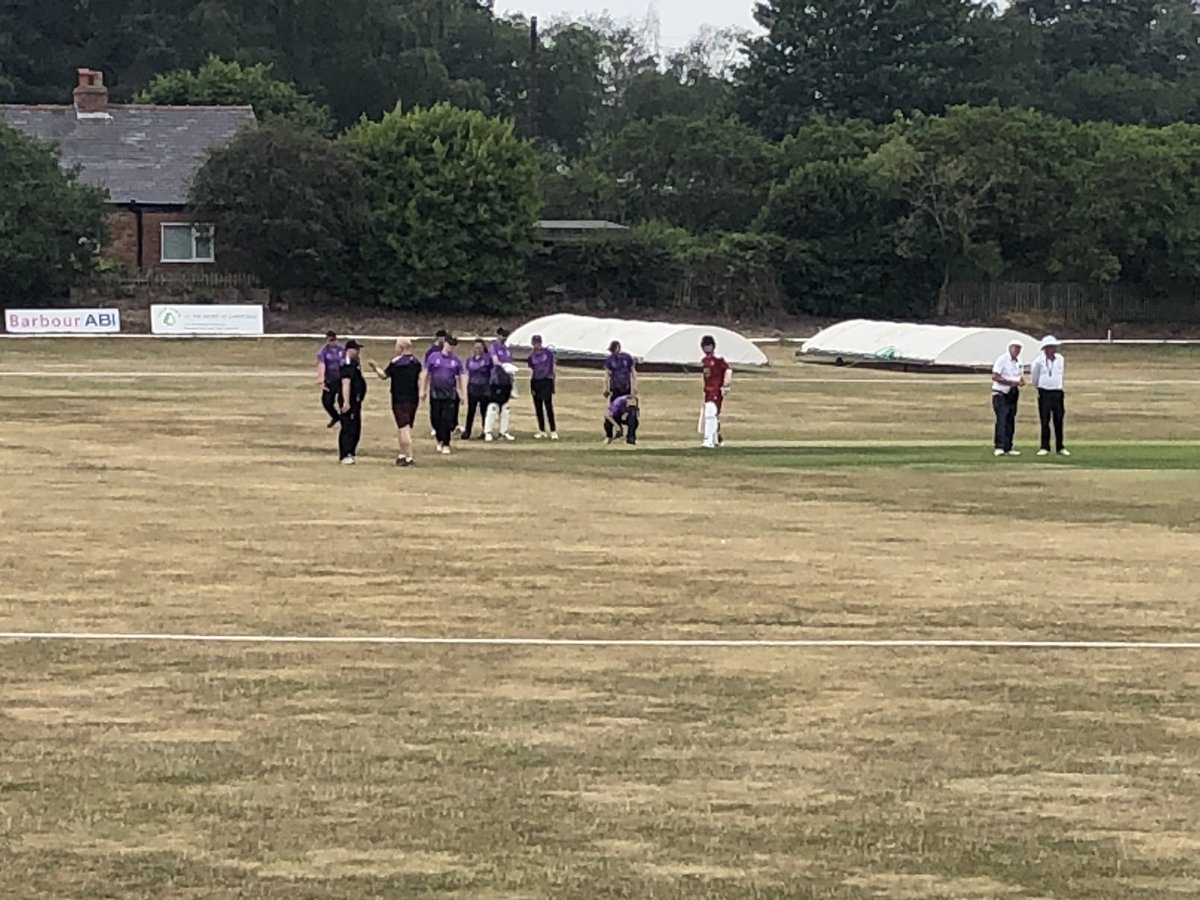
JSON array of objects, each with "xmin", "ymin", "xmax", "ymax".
[
  {"xmin": 151, "ymin": 304, "xmax": 264, "ymax": 336},
  {"xmin": 5, "ymin": 308, "xmax": 121, "ymax": 334}
]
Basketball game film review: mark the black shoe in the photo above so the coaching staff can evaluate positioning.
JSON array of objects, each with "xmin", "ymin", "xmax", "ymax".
[
  {"xmin": 461, "ymin": 432, "xmax": 472, "ymax": 441},
  {"xmin": 396, "ymin": 456, "xmax": 413, "ymax": 467}
]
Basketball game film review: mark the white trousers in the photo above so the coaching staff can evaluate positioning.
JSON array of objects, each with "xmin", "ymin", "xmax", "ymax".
[
  {"xmin": 485, "ymin": 402, "xmax": 511, "ymax": 436},
  {"xmin": 701, "ymin": 401, "xmax": 719, "ymax": 447}
]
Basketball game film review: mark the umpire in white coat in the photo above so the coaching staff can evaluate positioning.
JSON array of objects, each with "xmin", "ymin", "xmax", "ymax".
[
  {"xmin": 991, "ymin": 340, "xmax": 1025, "ymax": 456},
  {"xmin": 1030, "ymin": 335, "xmax": 1069, "ymax": 457}
]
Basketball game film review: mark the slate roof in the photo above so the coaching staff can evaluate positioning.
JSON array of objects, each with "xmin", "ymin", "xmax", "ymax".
[{"xmin": 1, "ymin": 104, "xmax": 257, "ymax": 205}]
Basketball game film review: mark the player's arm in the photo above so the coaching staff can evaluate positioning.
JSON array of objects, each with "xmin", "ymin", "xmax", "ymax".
[
  {"xmin": 630, "ymin": 363, "xmax": 639, "ymax": 396},
  {"xmin": 367, "ymin": 359, "xmax": 388, "ymax": 380},
  {"xmin": 418, "ymin": 368, "xmax": 429, "ymax": 402},
  {"xmin": 457, "ymin": 371, "xmax": 467, "ymax": 401},
  {"xmin": 603, "ymin": 368, "xmax": 611, "ymax": 397},
  {"xmin": 341, "ymin": 373, "xmax": 352, "ymax": 411},
  {"xmin": 316, "ymin": 359, "xmax": 326, "ymax": 384},
  {"xmin": 722, "ymin": 363, "xmax": 732, "ymax": 393}
]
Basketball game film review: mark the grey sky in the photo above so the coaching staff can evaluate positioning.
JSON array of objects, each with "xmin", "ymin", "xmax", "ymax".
[{"xmin": 499, "ymin": 0, "xmax": 762, "ymax": 52}]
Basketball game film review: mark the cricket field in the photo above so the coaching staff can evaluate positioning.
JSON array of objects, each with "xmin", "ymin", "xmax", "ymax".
[{"xmin": 1, "ymin": 339, "xmax": 1198, "ymax": 899}]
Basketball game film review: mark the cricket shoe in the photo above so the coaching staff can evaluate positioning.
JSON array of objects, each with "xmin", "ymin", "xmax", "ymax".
[
  {"xmin": 1007, "ymin": 450, "xmax": 1021, "ymax": 456},
  {"xmin": 993, "ymin": 449, "xmax": 1005, "ymax": 457},
  {"xmin": 550, "ymin": 432, "xmax": 559, "ymax": 441},
  {"xmin": 341, "ymin": 456, "xmax": 356, "ymax": 465},
  {"xmin": 1058, "ymin": 449, "xmax": 1071, "ymax": 456},
  {"xmin": 534, "ymin": 432, "xmax": 548, "ymax": 439},
  {"xmin": 1037, "ymin": 449, "xmax": 1050, "ymax": 456},
  {"xmin": 501, "ymin": 433, "xmax": 516, "ymax": 442},
  {"xmin": 485, "ymin": 434, "xmax": 495, "ymax": 442},
  {"xmin": 440, "ymin": 446, "xmax": 452, "ymax": 456}
]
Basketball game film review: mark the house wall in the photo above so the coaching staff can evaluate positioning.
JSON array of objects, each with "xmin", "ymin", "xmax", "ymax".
[{"xmin": 105, "ymin": 207, "xmax": 217, "ymax": 273}]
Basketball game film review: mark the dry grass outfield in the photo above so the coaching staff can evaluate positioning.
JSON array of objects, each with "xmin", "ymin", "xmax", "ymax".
[{"xmin": 0, "ymin": 339, "xmax": 1198, "ymax": 899}]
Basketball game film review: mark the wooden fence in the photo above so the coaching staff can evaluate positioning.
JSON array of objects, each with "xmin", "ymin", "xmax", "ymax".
[
  {"xmin": 942, "ymin": 283, "xmax": 1200, "ymax": 324},
  {"xmin": 108, "ymin": 272, "xmax": 261, "ymax": 289}
]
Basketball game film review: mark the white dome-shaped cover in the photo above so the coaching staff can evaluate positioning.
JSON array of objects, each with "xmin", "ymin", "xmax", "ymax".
[
  {"xmin": 800, "ymin": 320, "xmax": 1037, "ymax": 369},
  {"xmin": 509, "ymin": 314, "xmax": 769, "ymax": 367}
]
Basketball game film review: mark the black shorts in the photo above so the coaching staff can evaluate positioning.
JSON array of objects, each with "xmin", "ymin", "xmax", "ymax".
[{"xmin": 392, "ymin": 400, "xmax": 418, "ymax": 429}]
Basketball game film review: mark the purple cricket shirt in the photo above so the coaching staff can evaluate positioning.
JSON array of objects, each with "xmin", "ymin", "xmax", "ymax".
[
  {"xmin": 466, "ymin": 352, "xmax": 492, "ymax": 390},
  {"xmin": 316, "ymin": 343, "xmax": 343, "ymax": 381},
  {"xmin": 528, "ymin": 347, "xmax": 556, "ymax": 380},
  {"xmin": 605, "ymin": 351, "xmax": 635, "ymax": 393},
  {"xmin": 607, "ymin": 395, "xmax": 630, "ymax": 419},
  {"xmin": 490, "ymin": 340, "xmax": 513, "ymax": 384},
  {"xmin": 426, "ymin": 351, "xmax": 464, "ymax": 400}
]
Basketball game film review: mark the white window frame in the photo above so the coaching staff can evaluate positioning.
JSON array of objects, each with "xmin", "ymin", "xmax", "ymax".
[{"xmin": 160, "ymin": 222, "xmax": 215, "ymax": 264}]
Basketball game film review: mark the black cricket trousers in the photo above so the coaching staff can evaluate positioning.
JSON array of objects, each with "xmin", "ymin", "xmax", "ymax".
[
  {"xmin": 992, "ymin": 389, "xmax": 1019, "ymax": 452},
  {"xmin": 431, "ymin": 397, "xmax": 457, "ymax": 447},
  {"xmin": 531, "ymin": 378, "xmax": 556, "ymax": 433},
  {"xmin": 464, "ymin": 390, "xmax": 489, "ymax": 437},
  {"xmin": 1038, "ymin": 389, "xmax": 1066, "ymax": 452},
  {"xmin": 322, "ymin": 380, "xmax": 343, "ymax": 423},
  {"xmin": 339, "ymin": 407, "xmax": 362, "ymax": 459}
]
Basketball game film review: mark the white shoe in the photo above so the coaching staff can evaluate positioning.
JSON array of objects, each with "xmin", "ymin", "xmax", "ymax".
[
  {"xmin": 485, "ymin": 434, "xmax": 494, "ymax": 442},
  {"xmin": 341, "ymin": 456, "xmax": 355, "ymax": 465},
  {"xmin": 1007, "ymin": 450, "xmax": 1021, "ymax": 457},
  {"xmin": 1037, "ymin": 449, "xmax": 1050, "ymax": 456},
  {"xmin": 993, "ymin": 449, "xmax": 1005, "ymax": 457},
  {"xmin": 550, "ymin": 432, "xmax": 559, "ymax": 441},
  {"xmin": 1058, "ymin": 449, "xmax": 1071, "ymax": 457},
  {"xmin": 440, "ymin": 446, "xmax": 451, "ymax": 456},
  {"xmin": 430, "ymin": 429, "xmax": 437, "ymax": 438},
  {"xmin": 436, "ymin": 443, "xmax": 444, "ymax": 452},
  {"xmin": 534, "ymin": 432, "xmax": 547, "ymax": 440},
  {"xmin": 501, "ymin": 433, "xmax": 516, "ymax": 442},
  {"xmin": 702, "ymin": 442, "xmax": 717, "ymax": 449}
]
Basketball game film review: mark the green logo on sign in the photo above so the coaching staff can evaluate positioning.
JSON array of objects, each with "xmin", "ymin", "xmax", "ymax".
[
  {"xmin": 160, "ymin": 308, "xmax": 179, "ymax": 327},
  {"xmin": 873, "ymin": 345, "xmax": 897, "ymax": 360}
]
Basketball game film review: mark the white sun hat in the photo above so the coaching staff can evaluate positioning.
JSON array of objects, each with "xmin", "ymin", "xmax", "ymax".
[{"xmin": 1040, "ymin": 335, "xmax": 1061, "ymax": 349}]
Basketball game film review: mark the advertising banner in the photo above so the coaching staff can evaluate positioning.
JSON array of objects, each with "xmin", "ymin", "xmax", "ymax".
[
  {"xmin": 5, "ymin": 308, "xmax": 121, "ymax": 334},
  {"xmin": 150, "ymin": 304, "xmax": 264, "ymax": 336}
]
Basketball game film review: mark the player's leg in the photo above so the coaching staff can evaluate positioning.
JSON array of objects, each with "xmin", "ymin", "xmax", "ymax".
[
  {"xmin": 701, "ymin": 401, "xmax": 719, "ymax": 448},
  {"xmin": 625, "ymin": 407, "xmax": 639, "ymax": 445}
]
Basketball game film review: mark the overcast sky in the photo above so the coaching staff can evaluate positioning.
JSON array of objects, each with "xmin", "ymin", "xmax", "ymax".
[{"xmin": 498, "ymin": 0, "xmax": 762, "ymax": 52}]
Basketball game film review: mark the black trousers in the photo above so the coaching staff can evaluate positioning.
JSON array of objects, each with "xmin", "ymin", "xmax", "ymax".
[
  {"xmin": 531, "ymin": 378, "xmax": 556, "ymax": 432},
  {"xmin": 463, "ymin": 390, "xmax": 489, "ymax": 437},
  {"xmin": 431, "ymin": 397, "xmax": 457, "ymax": 446},
  {"xmin": 338, "ymin": 407, "xmax": 362, "ymax": 459},
  {"xmin": 604, "ymin": 409, "xmax": 639, "ymax": 444},
  {"xmin": 992, "ymin": 389, "xmax": 1019, "ymax": 452},
  {"xmin": 322, "ymin": 381, "xmax": 343, "ymax": 423},
  {"xmin": 1038, "ymin": 389, "xmax": 1066, "ymax": 451}
]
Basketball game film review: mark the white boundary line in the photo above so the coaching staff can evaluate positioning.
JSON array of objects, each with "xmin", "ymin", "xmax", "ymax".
[{"xmin": 1, "ymin": 631, "xmax": 1198, "ymax": 650}]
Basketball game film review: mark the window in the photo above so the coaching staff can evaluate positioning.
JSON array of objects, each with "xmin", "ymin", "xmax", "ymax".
[{"xmin": 161, "ymin": 223, "xmax": 215, "ymax": 263}]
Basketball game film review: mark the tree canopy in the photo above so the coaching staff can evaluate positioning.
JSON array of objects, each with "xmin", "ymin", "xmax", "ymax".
[{"xmin": 0, "ymin": 124, "xmax": 109, "ymax": 301}]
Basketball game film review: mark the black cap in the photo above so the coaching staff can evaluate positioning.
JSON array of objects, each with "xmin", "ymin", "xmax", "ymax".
[
  {"xmin": 344, "ymin": 339, "xmax": 362, "ymax": 350},
  {"xmin": 531, "ymin": 334, "xmax": 543, "ymax": 343},
  {"xmin": 496, "ymin": 326, "xmax": 509, "ymax": 339}
]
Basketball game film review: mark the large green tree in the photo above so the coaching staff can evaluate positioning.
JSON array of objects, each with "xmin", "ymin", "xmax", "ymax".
[
  {"xmin": 738, "ymin": 0, "xmax": 987, "ymax": 136},
  {"xmin": 189, "ymin": 121, "xmax": 366, "ymax": 304},
  {"xmin": 0, "ymin": 124, "xmax": 109, "ymax": 301},
  {"xmin": 596, "ymin": 115, "xmax": 777, "ymax": 233},
  {"xmin": 342, "ymin": 103, "xmax": 540, "ymax": 311},
  {"xmin": 136, "ymin": 56, "xmax": 335, "ymax": 133}
]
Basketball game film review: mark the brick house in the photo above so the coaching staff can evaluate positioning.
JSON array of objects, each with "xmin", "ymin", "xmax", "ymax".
[{"xmin": 1, "ymin": 68, "xmax": 256, "ymax": 273}]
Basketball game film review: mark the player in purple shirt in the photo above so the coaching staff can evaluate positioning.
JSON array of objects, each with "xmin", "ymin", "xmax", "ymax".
[
  {"xmin": 604, "ymin": 393, "xmax": 639, "ymax": 446},
  {"xmin": 484, "ymin": 326, "xmax": 516, "ymax": 442},
  {"xmin": 419, "ymin": 335, "xmax": 467, "ymax": 455},
  {"xmin": 527, "ymin": 334, "xmax": 558, "ymax": 440},
  {"xmin": 315, "ymin": 330, "xmax": 344, "ymax": 427},
  {"xmin": 603, "ymin": 340, "xmax": 637, "ymax": 401},
  {"xmin": 424, "ymin": 329, "xmax": 448, "ymax": 437},
  {"xmin": 462, "ymin": 338, "xmax": 493, "ymax": 440}
]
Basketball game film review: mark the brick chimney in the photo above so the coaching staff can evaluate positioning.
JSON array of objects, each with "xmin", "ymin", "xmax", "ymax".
[{"xmin": 73, "ymin": 68, "xmax": 108, "ymax": 114}]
